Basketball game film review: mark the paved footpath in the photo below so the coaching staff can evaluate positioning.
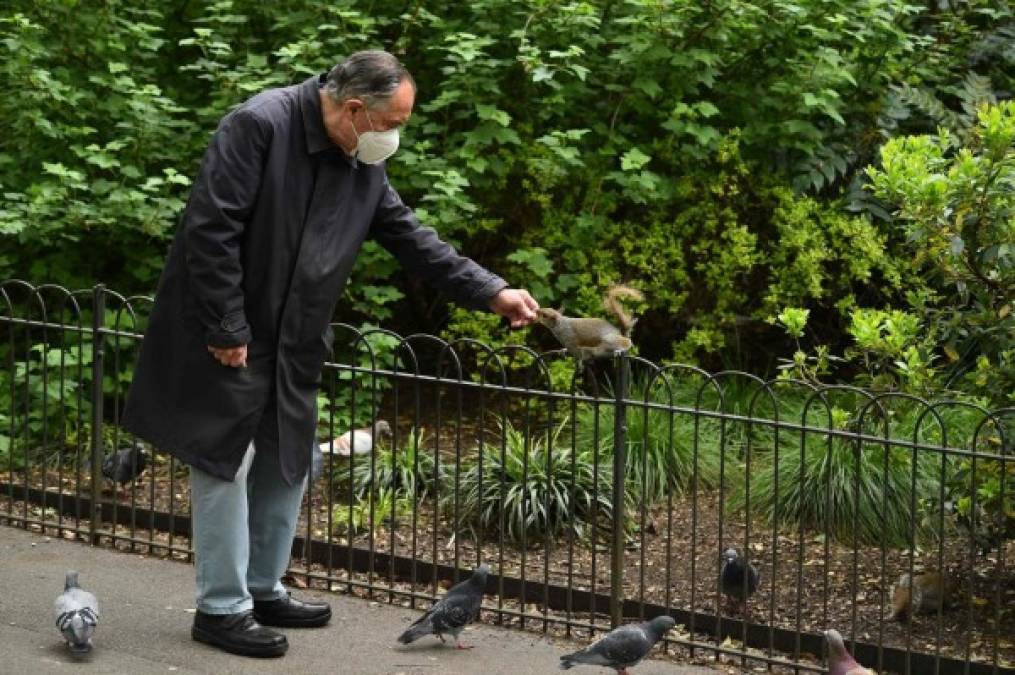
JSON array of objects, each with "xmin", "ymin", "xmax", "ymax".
[{"xmin": 1, "ymin": 525, "xmax": 718, "ymax": 675}]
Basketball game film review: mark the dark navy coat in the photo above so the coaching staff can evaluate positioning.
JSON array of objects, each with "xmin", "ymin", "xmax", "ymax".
[{"xmin": 122, "ymin": 74, "xmax": 506, "ymax": 485}]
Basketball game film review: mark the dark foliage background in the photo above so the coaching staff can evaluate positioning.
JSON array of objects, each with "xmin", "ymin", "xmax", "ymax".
[{"xmin": 1, "ymin": 0, "xmax": 1011, "ymax": 400}]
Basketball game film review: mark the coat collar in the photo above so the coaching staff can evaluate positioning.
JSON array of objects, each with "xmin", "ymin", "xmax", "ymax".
[{"xmin": 301, "ymin": 73, "xmax": 356, "ymax": 167}]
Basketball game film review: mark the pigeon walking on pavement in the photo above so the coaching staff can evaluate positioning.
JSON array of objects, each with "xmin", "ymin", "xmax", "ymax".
[
  {"xmin": 397, "ymin": 563, "xmax": 489, "ymax": 649},
  {"xmin": 559, "ymin": 616, "xmax": 676, "ymax": 674},
  {"xmin": 101, "ymin": 441, "xmax": 149, "ymax": 498},
  {"xmin": 54, "ymin": 571, "xmax": 100, "ymax": 656},
  {"xmin": 719, "ymin": 548, "xmax": 760, "ymax": 616},
  {"xmin": 824, "ymin": 629, "xmax": 875, "ymax": 675}
]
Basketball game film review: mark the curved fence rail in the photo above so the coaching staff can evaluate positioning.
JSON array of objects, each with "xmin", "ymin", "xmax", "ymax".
[{"xmin": 1, "ymin": 280, "xmax": 1012, "ymax": 674}]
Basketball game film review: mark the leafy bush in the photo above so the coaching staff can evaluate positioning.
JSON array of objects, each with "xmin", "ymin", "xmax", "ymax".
[
  {"xmin": 944, "ymin": 447, "xmax": 1014, "ymax": 553},
  {"xmin": 0, "ymin": 7, "xmax": 197, "ymax": 289},
  {"xmin": 317, "ymin": 328, "xmax": 400, "ymax": 434},
  {"xmin": 0, "ymin": 311, "xmax": 138, "ymax": 470},
  {"xmin": 773, "ymin": 304, "xmax": 940, "ymax": 396},
  {"xmin": 0, "ymin": 342, "xmax": 88, "ymax": 468},
  {"xmin": 867, "ymin": 101, "xmax": 1015, "ymax": 407},
  {"xmin": 4, "ymin": 0, "xmax": 1009, "ymax": 383},
  {"xmin": 455, "ymin": 419, "xmax": 624, "ymax": 544}
]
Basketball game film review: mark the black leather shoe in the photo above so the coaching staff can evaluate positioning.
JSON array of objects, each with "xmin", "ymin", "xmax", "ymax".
[
  {"xmin": 253, "ymin": 593, "xmax": 332, "ymax": 628},
  {"xmin": 192, "ymin": 611, "xmax": 288, "ymax": 657}
]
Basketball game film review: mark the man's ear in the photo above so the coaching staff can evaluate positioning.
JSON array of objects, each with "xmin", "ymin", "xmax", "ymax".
[{"xmin": 347, "ymin": 98, "xmax": 366, "ymax": 114}]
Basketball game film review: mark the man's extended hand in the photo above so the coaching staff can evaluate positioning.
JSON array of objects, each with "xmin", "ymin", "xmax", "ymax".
[
  {"xmin": 489, "ymin": 288, "xmax": 539, "ymax": 328},
  {"xmin": 208, "ymin": 344, "xmax": 248, "ymax": 368}
]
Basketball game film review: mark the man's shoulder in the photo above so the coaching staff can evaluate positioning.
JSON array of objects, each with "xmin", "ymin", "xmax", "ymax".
[{"xmin": 229, "ymin": 82, "xmax": 302, "ymax": 128}]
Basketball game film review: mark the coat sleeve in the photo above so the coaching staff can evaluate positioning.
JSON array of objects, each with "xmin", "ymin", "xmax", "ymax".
[
  {"xmin": 182, "ymin": 108, "xmax": 270, "ymax": 348},
  {"xmin": 369, "ymin": 175, "xmax": 507, "ymax": 311}
]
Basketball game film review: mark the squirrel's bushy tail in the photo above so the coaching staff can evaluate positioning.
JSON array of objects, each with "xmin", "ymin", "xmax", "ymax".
[{"xmin": 603, "ymin": 284, "xmax": 644, "ymax": 337}]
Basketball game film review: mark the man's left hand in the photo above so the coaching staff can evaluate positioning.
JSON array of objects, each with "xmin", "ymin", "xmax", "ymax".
[{"xmin": 489, "ymin": 288, "xmax": 539, "ymax": 328}]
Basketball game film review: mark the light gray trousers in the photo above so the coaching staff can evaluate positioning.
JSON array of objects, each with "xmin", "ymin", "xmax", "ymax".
[{"xmin": 189, "ymin": 442, "xmax": 307, "ymax": 615}]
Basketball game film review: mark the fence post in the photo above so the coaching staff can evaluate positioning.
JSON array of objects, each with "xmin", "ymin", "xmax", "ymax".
[
  {"xmin": 610, "ymin": 352, "xmax": 629, "ymax": 628},
  {"xmin": 89, "ymin": 284, "xmax": 105, "ymax": 545}
]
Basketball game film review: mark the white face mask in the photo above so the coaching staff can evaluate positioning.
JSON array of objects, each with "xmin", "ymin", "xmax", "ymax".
[{"xmin": 351, "ymin": 108, "xmax": 399, "ymax": 164}]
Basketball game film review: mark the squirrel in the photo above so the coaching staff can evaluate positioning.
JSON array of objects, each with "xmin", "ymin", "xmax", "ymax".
[
  {"xmin": 890, "ymin": 570, "xmax": 957, "ymax": 621},
  {"xmin": 536, "ymin": 285, "xmax": 644, "ymax": 360}
]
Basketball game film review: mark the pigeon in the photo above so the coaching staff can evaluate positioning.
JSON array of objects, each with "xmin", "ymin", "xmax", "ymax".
[
  {"xmin": 719, "ymin": 547, "xmax": 760, "ymax": 615},
  {"xmin": 320, "ymin": 420, "xmax": 393, "ymax": 458},
  {"xmin": 560, "ymin": 616, "xmax": 676, "ymax": 674},
  {"xmin": 54, "ymin": 571, "xmax": 99, "ymax": 656},
  {"xmin": 101, "ymin": 441, "xmax": 149, "ymax": 498},
  {"xmin": 824, "ymin": 629, "xmax": 875, "ymax": 675},
  {"xmin": 397, "ymin": 563, "xmax": 489, "ymax": 649}
]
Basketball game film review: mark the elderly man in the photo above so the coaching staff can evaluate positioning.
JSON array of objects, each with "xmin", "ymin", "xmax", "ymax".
[{"xmin": 122, "ymin": 50, "xmax": 538, "ymax": 658}]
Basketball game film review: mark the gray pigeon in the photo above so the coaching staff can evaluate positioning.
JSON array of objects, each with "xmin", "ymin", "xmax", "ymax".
[
  {"xmin": 719, "ymin": 548, "xmax": 760, "ymax": 615},
  {"xmin": 101, "ymin": 441, "xmax": 149, "ymax": 497},
  {"xmin": 54, "ymin": 571, "xmax": 99, "ymax": 655},
  {"xmin": 560, "ymin": 616, "xmax": 676, "ymax": 674},
  {"xmin": 397, "ymin": 563, "xmax": 489, "ymax": 649}
]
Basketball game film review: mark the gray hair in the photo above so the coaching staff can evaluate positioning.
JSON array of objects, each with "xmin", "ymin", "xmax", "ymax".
[{"xmin": 324, "ymin": 50, "xmax": 415, "ymax": 110}]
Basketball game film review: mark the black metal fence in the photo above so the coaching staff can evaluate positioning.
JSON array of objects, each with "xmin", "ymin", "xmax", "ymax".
[{"xmin": 1, "ymin": 280, "xmax": 1012, "ymax": 674}]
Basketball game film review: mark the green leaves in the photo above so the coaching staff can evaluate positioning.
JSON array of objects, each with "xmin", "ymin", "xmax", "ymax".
[
  {"xmin": 475, "ymin": 104, "xmax": 511, "ymax": 127},
  {"xmin": 41, "ymin": 163, "xmax": 85, "ymax": 184},
  {"xmin": 619, "ymin": 148, "xmax": 651, "ymax": 171},
  {"xmin": 866, "ymin": 101, "xmax": 1014, "ymax": 402},
  {"xmin": 455, "ymin": 418, "xmax": 625, "ymax": 543},
  {"xmin": 0, "ymin": 3, "xmax": 199, "ymax": 285},
  {"xmin": 505, "ymin": 247, "xmax": 556, "ymax": 301},
  {"xmin": 776, "ymin": 308, "xmax": 810, "ymax": 339},
  {"xmin": 0, "ymin": 0, "xmax": 1011, "ymax": 405}
]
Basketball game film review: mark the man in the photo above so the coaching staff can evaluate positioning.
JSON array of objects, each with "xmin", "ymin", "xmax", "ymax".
[{"xmin": 122, "ymin": 50, "xmax": 538, "ymax": 658}]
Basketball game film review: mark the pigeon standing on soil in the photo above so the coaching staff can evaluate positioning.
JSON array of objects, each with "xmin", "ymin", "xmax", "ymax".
[
  {"xmin": 397, "ymin": 563, "xmax": 489, "ymax": 649},
  {"xmin": 101, "ymin": 441, "xmax": 149, "ymax": 498},
  {"xmin": 559, "ymin": 616, "xmax": 676, "ymax": 674},
  {"xmin": 719, "ymin": 547, "xmax": 760, "ymax": 616},
  {"xmin": 321, "ymin": 420, "xmax": 393, "ymax": 458},
  {"xmin": 54, "ymin": 571, "xmax": 99, "ymax": 656},
  {"xmin": 824, "ymin": 629, "xmax": 874, "ymax": 675}
]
